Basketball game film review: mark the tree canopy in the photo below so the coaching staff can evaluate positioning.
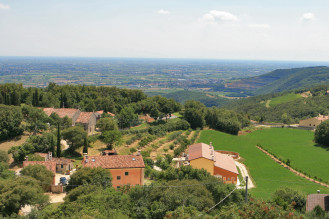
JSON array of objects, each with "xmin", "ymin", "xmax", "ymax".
[
  {"xmin": 21, "ymin": 164, "xmax": 55, "ymax": 191},
  {"xmin": 314, "ymin": 120, "xmax": 329, "ymax": 147},
  {"xmin": 62, "ymin": 126, "xmax": 87, "ymax": 152}
]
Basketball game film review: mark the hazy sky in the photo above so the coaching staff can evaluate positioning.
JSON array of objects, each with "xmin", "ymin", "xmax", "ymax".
[{"xmin": 1, "ymin": 0, "xmax": 329, "ymax": 61}]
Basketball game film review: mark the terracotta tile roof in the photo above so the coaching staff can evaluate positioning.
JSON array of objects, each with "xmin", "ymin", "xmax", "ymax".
[
  {"xmin": 23, "ymin": 161, "xmax": 56, "ymax": 173},
  {"xmin": 214, "ymin": 152, "xmax": 239, "ymax": 174},
  {"xmin": 35, "ymin": 153, "xmax": 48, "ymax": 159},
  {"xmin": 76, "ymin": 112, "xmax": 95, "ymax": 123},
  {"xmin": 306, "ymin": 194, "xmax": 329, "ymax": 212},
  {"xmin": 139, "ymin": 114, "xmax": 155, "ymax": 123},
  {"xmin": 82, "ymin": 155, "xmax": 145, "ymax": 169},
  {"xmin": 315, "ymin": 115, "xmax": 329, "ymax": 121},
  {"xmin": 52, "ymin": 157, "xmax": 74, "ymax": 165},
  {"xmin": 188, "ymin": 143, "xmax": 214, "ymax": 161},
  {"xmin": 43, "ymin": 108, "xmax": 80, "ymax": 119},
  {"xmin": 96, "ymin": 110, "xmax": 104, "ymax": 115},
  {"xmin": 107, "ymin": 112, "xmax": 115, "ymax": 117}
]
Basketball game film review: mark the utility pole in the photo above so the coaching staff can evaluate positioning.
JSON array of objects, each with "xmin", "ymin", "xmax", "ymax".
[{"xmin": 245, "ymin": 176, "xmax": 248, "ymax": 204}]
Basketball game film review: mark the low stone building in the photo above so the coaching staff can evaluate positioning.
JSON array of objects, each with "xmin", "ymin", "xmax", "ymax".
[
  {"xmin": 76, "ymin": 112, "xmax": 97, "ymax": 133},
  {"xmin": 43, "ymin": 107, "xmax": 97, "ymax": 133},
  {"xmin": 43, "ymin": 108, "xmax": 81, "ymax": 126},
  {"xmin": 299, "ymin": 115, "xmax": 329, "ymax": 129},
  {"xmin": 188, "ymin": 142, "xmax": 239, "ymax": 184},
  {"xmin": 34, "ymin": 152, "xmax": 74, "ymax": 174}
]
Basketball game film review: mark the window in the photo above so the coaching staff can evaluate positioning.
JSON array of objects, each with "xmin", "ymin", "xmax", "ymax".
[
  {"xmin": 61, "ymin": 164, "xmax": 63, "ymax": 168},
  {"xmin": 125, "ymin": 172, "xmax": 129, "ymax": 176},
  {"xmin": 227, "ymin": 177, "xmax": 231, "ymax": 181},
  {"xmin": 117, "ymin": 186, "xmax": 120, "ymax": 189},
  {"xmin": 117, "ymin": 176, "xmax": 121, "ymax": 180}
]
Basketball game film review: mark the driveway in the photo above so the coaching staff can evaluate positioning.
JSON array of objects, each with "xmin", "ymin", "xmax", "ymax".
[{"xmin": 235, "ymin": 161, "xmax": 255, "ymax": 189}]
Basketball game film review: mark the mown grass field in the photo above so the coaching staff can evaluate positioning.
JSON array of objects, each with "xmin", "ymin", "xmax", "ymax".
[
  {"xmin": 268, "ymin": 93, "xmax": 302, "ymax": 107},
  {"xmin": 248, "ymin": 128, "xmax": 329, "ymax": 182},
  {"xmin": 198, "ymin": 129, "xmax": 329, "ymax": 200}
]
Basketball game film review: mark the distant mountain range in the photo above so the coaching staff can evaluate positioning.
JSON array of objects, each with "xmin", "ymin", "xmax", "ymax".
[{"xmin": 225, "ymin": 66, "xmax": 329, "ymax": 95}]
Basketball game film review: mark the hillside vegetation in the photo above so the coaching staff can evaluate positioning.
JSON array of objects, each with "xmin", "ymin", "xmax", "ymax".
[
  {"xmin": 225, "ymin": 66, "xmax": 329, "ymax": 95},
  {"xmin": 146, "ymin": 90, "xmax": 231, "ymax": 107},
  {"xmin": 227, "ymin": 84, "xmax": 329, "ymax": 123}
]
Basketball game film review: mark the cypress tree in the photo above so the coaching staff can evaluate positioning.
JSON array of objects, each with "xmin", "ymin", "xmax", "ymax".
[
  {"xmin": 57, "ymin": 123, "xmax": 61, "ymax": 158},
  {"xmin": 83, "ymin": 137, "xmax": 88, "ymax": 154},
  {"xmin": 50, "ymin": 135, "xmax": 55, "ymax": 157},
  {"xmin": 35, "ymin": 89, "xmax": 39, "ymax": 107}
]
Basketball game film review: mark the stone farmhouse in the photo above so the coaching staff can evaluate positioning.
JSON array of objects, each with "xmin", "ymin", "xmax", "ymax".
[
  {"xmin": 43, "ymin": 108, "xmax": 97, "ymax": 133},
  {"xmin": 82, "ymin": 154, "xmax": 145, "ymax": 189},
  {"xmin": 299, "ymin": 115, "xmax": 329, "ymax": 129},
  {"xmin": 25, "ymin": 152, "xmax": 74, "ymax": 175},
  {"xmin": 188, "ymin": 142, "xmax": 239, "ymax": 184}
]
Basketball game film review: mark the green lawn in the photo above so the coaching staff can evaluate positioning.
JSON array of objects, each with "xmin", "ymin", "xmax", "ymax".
[
  {"xmin": 198, "ymin": 129, "xmax": 329, "ymax": 200},
  {"xmin": 269, "ymin": 93, "xmax": 302, "ymax": 107},
  {"xmin": 248, "ymin": 128, "xmax": 329, "ymax": 182}
]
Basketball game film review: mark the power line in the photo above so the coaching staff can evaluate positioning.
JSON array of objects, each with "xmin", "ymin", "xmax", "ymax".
[{"xmin": 196, "ymin": 186, "xmax": 238, "ymax": 218}]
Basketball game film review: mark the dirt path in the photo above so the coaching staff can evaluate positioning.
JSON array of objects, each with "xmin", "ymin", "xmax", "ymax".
[
  {"xmin": 265, "ymin": 100, "xmax": 271, "ymax": 108},
  {"xmin": 47, "ymin": 193, "xmax": 66, "ymax": 203},
  {"xmin": 0, "ymin": 135, "xmax": 29, "ymax": 151},
  {"xmin": 257, "ymin": 146, "xmax": 329, "ymax": 189},
  {"xmin": 117, "ymin": 138, "xmax": 142, "ymax": 154},
  {"xmin": 235, "ymin": 161, "xmax": 255, "ymax": 189},
  {"xmin": 61, "ymin": 140, "xmax": 69, "ymax": 150}
]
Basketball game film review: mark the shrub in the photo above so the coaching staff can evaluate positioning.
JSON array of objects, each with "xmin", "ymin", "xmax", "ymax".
[{"xmin": 130, "ymin": 147, "xmax": 137, "ymax": 153}]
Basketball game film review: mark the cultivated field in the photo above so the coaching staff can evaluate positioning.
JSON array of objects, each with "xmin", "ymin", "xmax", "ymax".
[
  {"xmin": 268, "ymin": 93, "xmax": 302, "ymax": 107},
  {"xmin": 248, "ymin": 128, "xmax": 329, "ymax": 182},
  {"xmin": 198, "ymin": 129, "xmax": 329, "ymax": 200}
]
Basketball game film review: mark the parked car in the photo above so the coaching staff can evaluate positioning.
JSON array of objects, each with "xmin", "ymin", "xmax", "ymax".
[{"xmin": 60, "ymin": 177, "xmax": 68, "ymax": 185}]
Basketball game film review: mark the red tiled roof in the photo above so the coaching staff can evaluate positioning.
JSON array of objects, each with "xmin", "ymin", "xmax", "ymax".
[
  {"xmin": 139, "ymin": 114, "xmax": 155, "ymax": 123},
  {"xmin": 43, "ymin": 108, "xmax": 80, "ymax": 118},
  {"xmin": 23, "ymin": 161, "xmax": 56, "ymax": 173},
  {"xmin": 52, "ymin": 157, "xmax": 73, "ymax": 165},
  {"xmin": 96, "ymin": 110, "xmax": 104, "ymax": 115},
  {"xmin": 76, "ymin": 112, "xmax": 95, "ymax": 123},
  {"xmin": 214, "ymin": 152, "xmax": 239, "ymax": 174},
  {"xmin": 82, "ymin": 155, "xmax": 145, "ymax": 169},
  {"xmin": 107, "ymin": 112, "xmax": 115, "ymax": 117},
  {"xmin": 35, "ymin": 153, "xmax": 48, "ymax": 159},
  {"xmin": 315, "ymin": 115, "xmax": 329, "ymax": 121},
  {"xmin": 306, "ymin": 194, "xmax": 329, "ymax": 212},
  {"xmin": 188, "ymin": 143, "xmax": 214, "ymax": 161}
]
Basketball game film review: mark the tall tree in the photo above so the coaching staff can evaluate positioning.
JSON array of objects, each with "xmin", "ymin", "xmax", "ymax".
[
  {"xmin": 50, "ymin": 135, "xmax": 55, "ymax": 156},
  {"xmin": 83, "ymin": 136, "xmax": 88, "ymax": 154},
  {"xmin": 62, "ymin": 126, "xmax": 88, "ymax": 152},
  {"xmin": 57, "ymin": 123, "xmax": 61, "ymax": 158}
]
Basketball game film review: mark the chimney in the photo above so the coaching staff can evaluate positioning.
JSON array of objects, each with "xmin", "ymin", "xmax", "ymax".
[
  {"xmin": 83, "ymin": 153, "xmax": 88, "ymax": 163},
  {"xmin": 137, "ymin": 150, "xmax": 141, "ymax": 156},
  {"xmin": 212, "ymin": 155, "xmax": 215, "ymax": 161},
  {"xmin": 209, "ymin": 142, "xmax": 212, "ymax": 149},
  {"xmin": 25, "ymin": 155, "xmax": 28, "ymax": 161},
  {"xmin": 48, "ymin": 151, "xmax": 52, "ymax": 161}
]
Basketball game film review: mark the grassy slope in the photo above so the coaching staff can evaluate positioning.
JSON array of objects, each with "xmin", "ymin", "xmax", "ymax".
[
  {"xmin": 198, "ymin": 129, "xmax": 329, "ymax": 200},
  {"xmin": 248, "ymin": 128, "xmax": 329, "ymax": 182},
  {"xmin": 268, "ymin": 93, "xmax": 302, "ymax": 107}
]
